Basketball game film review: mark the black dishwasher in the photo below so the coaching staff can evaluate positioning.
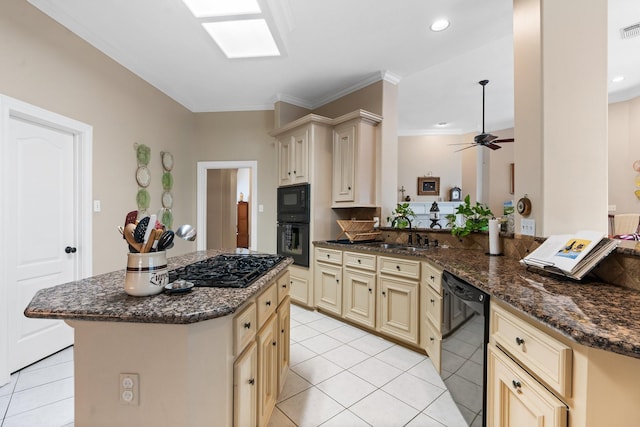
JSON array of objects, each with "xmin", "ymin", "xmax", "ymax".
[{"xmin": 441, "ymin": 271, "xmax": 490, "ymax": 427}]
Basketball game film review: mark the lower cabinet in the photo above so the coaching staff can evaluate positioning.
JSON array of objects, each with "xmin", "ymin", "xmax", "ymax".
[
  {"xmin": 343, "ymin": 267, "xmax": 376, "ymax": 329},
  {"xmin": 257, "ymin": 313, "xmax": 278, "ymax": 427},
  {"xmin": 487, "ymin": 345, "xmax": 567, "ymax": 427},
  {"xmin": 278, "ymin": 296, "xmax": 291, "ymax": 394},
  {"xmin": 233, "ymin": 341, "xmax": 257, "ymax": 427},
  {"xmin": 377, "ymin": 275, "xmax": 419, "ymax": 345},
  {"xmin": 315, "ymin": 262, "xmax": 343, "ymax": 316},
  {"xmin": 288, "ymin": 266, "xmax": 312, "ymax": 307}
]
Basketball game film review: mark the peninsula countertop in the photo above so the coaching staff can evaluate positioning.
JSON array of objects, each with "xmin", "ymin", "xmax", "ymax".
[
  {"xmin": 24, "ymin": 249, "xmax": 293, "ymax": 325},
  {"xmin": 315, "ymin": 240, "xmax": 640, "ymax": 360}
]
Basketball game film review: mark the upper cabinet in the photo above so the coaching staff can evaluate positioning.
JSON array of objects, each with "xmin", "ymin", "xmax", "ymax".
[
  {"xmin": 277, "ymin": 128, "xmax": 309, "ymax": 186},
  {"xmin": 332, "ymin": 111, "xmax": 382, "ymax": 207}
]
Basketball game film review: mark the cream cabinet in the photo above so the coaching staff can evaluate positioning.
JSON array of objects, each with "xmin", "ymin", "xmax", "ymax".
[
  {"xmin": 233, "ymin": 341, "xmax": 257, "ymax": 427},
  {"xmin": 377, "ymin": 256, "xmax": 420, "ymax": 345},
  {"xmin": 331, "ymin": 111, "xmax": 381, "ymax": 207},
  {"xmin": 314, "ymin": 248, "xmax": 343, "ymax": 316},
  {"xmin": 233, "ymin": 270, "xmax": 290, "ymax": 427},
  {"xmin": 420, "ymin": 261, "xmax": 443, "ymax": 371},
  {"xmin": 288, "ymin": 265, "xmax": 312, "ymax": 307},
  {"xmin": 257, "ymin": 313, "xmax": 278, "ymax": 427},
  {"xmin": 488, "ymin": 345, "xmax": 567, "ymax": 427},
  {"xmin": 277, "ymin": 127, "xmax": 309, "ymax": 186},
  {"xmin": 342, "ymin": 251, "xmax": 376, "ymax": 329}
]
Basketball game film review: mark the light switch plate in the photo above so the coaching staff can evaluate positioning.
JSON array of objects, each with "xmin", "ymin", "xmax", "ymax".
[{"xmin": 520, "ymin": 219, "xmax": 535, "ymax": 236}]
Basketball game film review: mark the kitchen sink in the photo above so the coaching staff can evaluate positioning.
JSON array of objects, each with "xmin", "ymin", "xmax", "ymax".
[{"xmin": 400, "ymin": 246, "xmax": 429, "ymax": 252}]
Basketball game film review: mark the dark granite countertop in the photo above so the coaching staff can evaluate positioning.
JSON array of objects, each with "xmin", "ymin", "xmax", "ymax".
[
  {"xmin": 315, "ymin": 240, "xmax": 640, "ymax": 360},
  {"xmin": 24, "ymin": 249, "xmax": 293, "ymax": 325}
]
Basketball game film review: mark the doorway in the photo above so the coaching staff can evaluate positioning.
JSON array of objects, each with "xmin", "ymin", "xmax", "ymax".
[
  {"xmin": 196, "ymin": 161, "xmax": 258, "ymax": 251},
  {"xmin": 0, "ymin": 95, "xmax": 92, "ymax": 386}
]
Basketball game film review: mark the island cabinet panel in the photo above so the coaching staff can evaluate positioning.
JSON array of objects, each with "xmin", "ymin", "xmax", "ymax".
[
  {"xmin": 277, "ymin": 270, "xmax": 290, "ymax": 304},
  {"xmin": 234, "ymin": 302, "xmax": 257, "ymax": 356},
  {"xmin": 277, "ymin": 296, "xmax": 291, "ymax": 394},
  {"xmin": 257, "ymin": 282, "xmax": 278, "ymax": 328},
  {"xmin": 488, "ymin": 345, "xmax": 567, "ymax": 427},
  {"xmin": 257, "ymin": 313, "xmax": 279, "ymax": 427},
  {"xmin": 234, "ymin": 341, "xmax": 257, "ymax": 427}
]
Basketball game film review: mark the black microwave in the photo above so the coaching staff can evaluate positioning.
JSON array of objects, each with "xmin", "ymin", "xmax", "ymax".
[{"xmin": 277, "ymin": 183, "xmax": 310, "ymax": 223}]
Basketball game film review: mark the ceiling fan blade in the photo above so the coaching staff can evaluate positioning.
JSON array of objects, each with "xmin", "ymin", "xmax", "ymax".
[
  {"xmin": 448, "ymin": 142, "xmax": 477, "ymax": 146},
  {"xmin": 454, "ymin": 145, "xmax": 479, "ymax": 153},
  {"xmin": 492, "ymin": 138, "xmax": 514, "ymax": 143},
  {"xmin": 482, "ymin": 134, "xmax": 498, "ymax": 143},
  {"xmin": 485, "ymin": 143, "xmax": 502, "ymax": 150}
]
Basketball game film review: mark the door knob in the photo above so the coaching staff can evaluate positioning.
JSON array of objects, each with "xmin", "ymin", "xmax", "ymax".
[{"xmin": 65, "ymin": 246, "xmax": 77, "ymax": 254}]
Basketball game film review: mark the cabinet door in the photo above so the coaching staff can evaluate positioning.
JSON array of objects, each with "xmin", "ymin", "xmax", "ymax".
[
  {"xmin": 315, "ymin": 263, "xmax": 342, "ymax": 316},
  {"xmin": 277, "ymin": 297, "xmax": 291, "ymax": 394},
  {"xmin": 257, "ymin": 314, "xmax": 278, "ymax": 427},
  {"xmin": 234, "ymin": 341, "xmax": 257, "ymax": 427},
  {"xmin": 343, "ymin": 268, "xmax": 376, "ymax": 328},
  {"xmin": 291, "ymin": 129, "xmax": 308, "ymax": 184},
  {"xmin": 378, "ymin": 276, "xmax": 419, "ymax": 345},
  {"xmin": 487, "ymin": 345, "xmax": 567, "ymax": 427},
  {"xmin": 289, "ymin": 273, "xmax": 311, "ymax": 307},
  {"xmin": 277, "ymin": 137, "xmax": 293, "ymax": 186},
  {"xmin": 333, "ymin": 124, "xmax": 355, "ymax": 202}
]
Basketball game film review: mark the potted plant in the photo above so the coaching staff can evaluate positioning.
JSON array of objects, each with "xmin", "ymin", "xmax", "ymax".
[
  {"xmin": 446, "ymin": 195, "xmax": 494, "ymax": 237},
  {"xmin": 387, "ymin": 203, "xmax": 416, "ymax": 229}
]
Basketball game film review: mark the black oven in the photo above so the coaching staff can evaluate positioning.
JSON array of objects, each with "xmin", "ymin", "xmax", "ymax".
[
  {"xmin": 277, "ymin": 222, "xmax": 309, "ymax": 267},
  {"xmin": 277, "ymin": 184, "xmax": 310, "ymax": 223}
]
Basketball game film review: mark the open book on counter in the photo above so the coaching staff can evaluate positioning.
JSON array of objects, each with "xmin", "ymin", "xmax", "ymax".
[{"xmin": 520, "ymin": 230, "xmax": 619, "ymax": 280}]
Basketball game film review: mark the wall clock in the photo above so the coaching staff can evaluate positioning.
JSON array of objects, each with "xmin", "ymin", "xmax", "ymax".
[
  {"xmin": 450, "ymin": 186, "xmax": 461, "ymax": 201},
  {"xmin": 517, "ymin": 195, "xmax": 532, "ymax": 216}
]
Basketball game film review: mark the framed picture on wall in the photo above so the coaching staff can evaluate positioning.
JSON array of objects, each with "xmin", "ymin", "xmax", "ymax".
[{"xmin": 417, "ymin": 177, "xmax": 440, "ymax": 196}]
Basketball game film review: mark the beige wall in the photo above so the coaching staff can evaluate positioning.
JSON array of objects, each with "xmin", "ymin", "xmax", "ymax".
[
  {"xmin": 608, "ymin": 96, "xmax": 640, "ymax": 214},
  {"xmin": 193, "ymin": 111, "xmax": 277, "ymax": 254},
  {"xmin": 312, "ymin": 81, "xmax": 384, "ymax": 118},
  {"xmin": 0, "ymin": 0, "xmax": 197, "ymax": 274}
]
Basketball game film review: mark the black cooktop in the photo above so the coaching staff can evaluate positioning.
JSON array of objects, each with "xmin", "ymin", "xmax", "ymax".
[{"xmin": 168, "ymin": 254, "xmax": 286, "ymax": 288}]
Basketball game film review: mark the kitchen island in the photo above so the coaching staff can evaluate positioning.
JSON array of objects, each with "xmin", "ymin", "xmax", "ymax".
[{"xmin": 25, "ymin": 249, "xmax": 293, "ymax": 427}]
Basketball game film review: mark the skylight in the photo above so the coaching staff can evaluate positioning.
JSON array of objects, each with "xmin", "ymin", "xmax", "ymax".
[
  {"xmin": 181, "ymin": 0, "xmax": 261, "ymax": 18},
  {"xmin": 202, "ymin": 19, "xmax": 280, "ymax": 58}
]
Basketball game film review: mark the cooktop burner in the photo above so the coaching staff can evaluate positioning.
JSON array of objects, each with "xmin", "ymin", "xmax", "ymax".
[{"xmin": 168, "ymin": 254, "xmax": 286, "ymax": 288}]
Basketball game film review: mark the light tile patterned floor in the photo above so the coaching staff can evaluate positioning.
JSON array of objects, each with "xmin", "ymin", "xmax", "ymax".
[{"xmin": 0, "ymin": 304, "xmax": 471, "ymax": 426}]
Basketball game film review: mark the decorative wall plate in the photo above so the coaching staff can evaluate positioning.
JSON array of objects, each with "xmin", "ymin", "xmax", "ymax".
[
  {"xmin": 135, "ymin": 143, "xmax": 151, "ymax": 166},
  {"xmin": 161, "ymin": 151, "xmax": 174, "ymax": 171},
  {"xmin": 634, "ymin": 160, "xmax": 640, "ymax": 172},
  {"xmin": 136, "ymin": 188, "xmax": 150, "ymax": 210},
  {"xmin": 162, "ymin": 172, "xmax": 174, "ymax": 190},
  {"xmin": 162, "ymin": 191, "xmax": 173, "ymax": 208},
  {"xmin": 517, "ymin": 195, "xmax": 532, "ymax": 216},
  {"xmin": 135, "ymin": 166, "xmax": 151, "ymax": 188}
]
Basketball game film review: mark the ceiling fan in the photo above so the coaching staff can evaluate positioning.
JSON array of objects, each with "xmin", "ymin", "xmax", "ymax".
[{"xmin": 452, "ymin": 79, "xmax": 515, "ymax": 152}]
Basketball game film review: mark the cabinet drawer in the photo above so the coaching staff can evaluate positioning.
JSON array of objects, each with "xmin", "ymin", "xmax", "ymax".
[
  {"xmin": 424, "ymin": 320, "xmax": 442, "ymax": 373},
  {"xmin": 234, "ymin": 302, "xmax": 257, "ymax": 356},
  {"xmin": 257, "ymin": 282, "xmax": 278, "ymax": 329},
  {"xmin": 425, "ymin": 286, "xmax": 443, "ymax": 331},
  {"xmin": 422, "ymin": 261, "xmax": 443, "ymax": 294},
  {"xmin": 490, "ymin": 303, "xmax": 572, "ymax": 398},
  {"xmin": 315, "ymin": 247, "xmax": 343, "ymax": 265},
  {"xmin": 379, "ymin": 256, "xmax": 420, "ymax": 280},
  {"xmin": 277, "ymin": 270, "xmax": 290, "ymax": 305},
  {"xmin": 343, "ymin": 251, "xmax": 376, "ymax": 271}
]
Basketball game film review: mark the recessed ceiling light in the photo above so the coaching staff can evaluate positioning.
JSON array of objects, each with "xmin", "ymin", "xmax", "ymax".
[
  {"xmin": 436, "ymin": 122, "xmax": 449, "ymax": 127},
  {"xmin": 430, "ymin": 19, "xmax": 450, "ymax": 32},
  {"xmin": 203, "ymin": 19, "xmax": 280, "ymax": 58},
  {"xmin": 181, "ymin": 0, "xmax": 261, "ymax": 18},
  {"xmin": 612, "ymin": 75, "xmax": 625, "ymax": 83}
]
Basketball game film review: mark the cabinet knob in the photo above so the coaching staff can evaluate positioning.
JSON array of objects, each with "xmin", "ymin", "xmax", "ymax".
[
  {"xmin": 368, "ymin": 288, "xmax": 372, "ymax": 293},
  {"xmin": 348, "ymin": 186, "xmax": 351, "ymax": 190},
  {"xmin": 336, "ymin": 279, "xmax": 340, "ymax": 284},
  {"xmin": 282, "ymin": 283, "xmax": 287, "ymax": 288},
  {"xmin": 65, "ymin": 246, "xmax": 77, "ymax": 254},
  {"xmin": 396, "ymin": 265, "xmax": 401, "ymax": 270},
  {"xmin": 430, "ymin": 275, "xmax": 435, "ymax": 281},
  {"xmin": 281, "ymin": 329, "xmax": 285, "ymax": 334},
  {"xmin": 382, "ymin": 291, "xmax": 386, "ymax": 297},
  {"xmin": 266, "ymin": 300, "xmax": 271, "ymax": 306},
  {"xmin": 327, "ymin": 254, "xmax": 330, "ymax": 258},
  {"xmin": 248, "ymin": 378, "xmax": 255, "ymax": 385},
  {"xmin": 430, "ymin": 336, "xmax": 435, "ymax": 342},
  {"xmin": 512, "ymin": 380, "xmax": 522, "ymax": 392},
  {"xmin": 515, "ymin": 337, "xmax": 525, "ymax": 346},
  {"xmin": 244, "ymin": 322, "xmax": 251, "ymax": 329},
  {"xmin": 430, "ymin": 299, "xmax": 435, "ymax": 303},
  {"xmin": 272, "ymin": 341, "xmax": 277, "ymax": 346},
  {"xmin": 288, "ymin": 171, "xmax": 291, "ymax": 176},
  {"xmin": 293, "ymin": 170, "xmax": 297, "ymax": 174},
  {"xmin": 357, "ymin": 259, "xmax": 361, "ymax": 264}
]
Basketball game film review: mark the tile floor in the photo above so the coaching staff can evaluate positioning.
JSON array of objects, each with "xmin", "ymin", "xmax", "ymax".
[{"xmin": 0, "ymin": 304, "xmax": 473, "ymax": 426}]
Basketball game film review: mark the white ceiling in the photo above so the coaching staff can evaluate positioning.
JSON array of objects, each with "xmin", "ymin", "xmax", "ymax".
[{"xmin": 27, "ymin": 0, "xmax": 640, "ymax": 135}]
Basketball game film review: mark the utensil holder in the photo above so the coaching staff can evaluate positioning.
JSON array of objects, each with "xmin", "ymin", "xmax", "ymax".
[{"xmin": 124, "ymin": 251, "xmax": 169, "ymax": 296}]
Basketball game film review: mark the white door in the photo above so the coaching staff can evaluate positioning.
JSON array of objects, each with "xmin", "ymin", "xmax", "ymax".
[{"xmin": 5, "ymin": 116, "xmax": 76, "ymax": 372}]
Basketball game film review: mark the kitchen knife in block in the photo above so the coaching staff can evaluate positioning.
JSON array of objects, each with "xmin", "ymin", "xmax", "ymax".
[{"xmin": 124, "ymin": 223, "xmax": 143, "ymax": 253}]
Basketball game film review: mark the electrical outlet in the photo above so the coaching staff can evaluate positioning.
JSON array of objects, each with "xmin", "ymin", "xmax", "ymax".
[
  {"xmin": 520, "ymin": 219, "xmax": 536, "ymax": 236},
  {"xmin": 119, "ymin": 373, "xmax": 139, "ymax": 405}
]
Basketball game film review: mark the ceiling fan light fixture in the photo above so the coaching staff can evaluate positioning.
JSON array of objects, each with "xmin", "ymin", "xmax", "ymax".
[{"xmin": 430, "ymin": 19, "xmax": 450, "ymax": 32}]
